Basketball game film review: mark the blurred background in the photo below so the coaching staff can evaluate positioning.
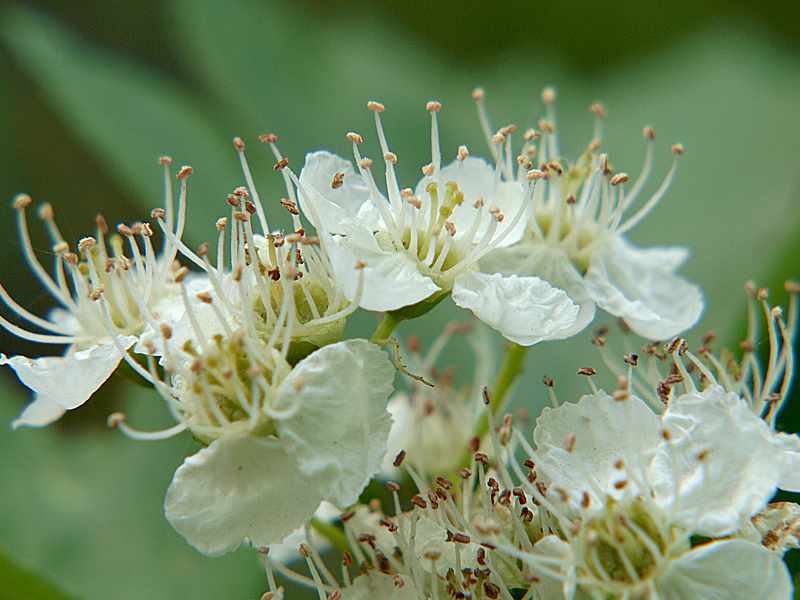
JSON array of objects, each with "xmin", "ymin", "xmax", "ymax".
[{"xmin": 0, "ymin": 0, "xmax": 798, "ymax": 598}]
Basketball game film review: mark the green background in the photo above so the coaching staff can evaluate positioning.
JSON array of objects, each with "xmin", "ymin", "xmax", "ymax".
[{"xmin": 0, "ymin": 0, "xmax": 798, "ymax": 597}]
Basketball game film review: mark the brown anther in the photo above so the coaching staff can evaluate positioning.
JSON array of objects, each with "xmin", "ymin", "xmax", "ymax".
[
  {"xmin": 577, "ymin": 367, "xmax": 597, "ymax": 376},
  {"xmin": 785, "ymin": 280, "xmax": 800, "ymax": 294},
  {"xmin": 358, "ymin": 158, "xmax": 373, "ymax": 170},
  {"xmin": 273, "ymin": 158, "xmax": 289, "ymax": 171},
  {"xmin": 342, "ymin": 551, "xmax": 353, "ymax": 566},
  {"xmin": 451, "ymin": 532, "xmax": 471, "ymax": 544},
  {"xmin": 392, "ymin": 450, "xmax": 406, "ymax": 467},
  {"xmin": 37, "ymin": 202, "xmax": 54, "ymax": 221},
  {"xmin": 410, "ymin": 495, "xmax": 428, "ymax": 509},
  {"xmin": 340, "ymin": 509, "xmax": 355, "ymax": 522},
  {"xmin": 435, "ymin": 476, "xmax": 453, "ymax": 490},
  {"xmin": 610, "ymin": 173, "xmax": 630, "ymax": 186},
  {"xmin": 345, "ymin": 132, "xmax": 364, "ymax": 144},
  {"xmin": 697, "ymin": 449, "xmax": 710, "ymax": 462},
  {"xmin": 279, "ymin": 198, "xmax": 300, "ymax": 215},
  {"xmin": 444, "ymin": 221, "xmax": 457, "ymax": 237},
  {"xmin": 661, "ymin": 428, "xmax": 672, "ymax": 442},
  {"xmin": 538, "ymin": 118, "xmax": 555, "ymax": 134},
  {"xmin": 527, "ymin": 169, "xmax": 545, "ymax": 181},
  {"xmin": 671, "ymin": 143, "xmax": 685, "ymax": 155},
  {"xmin": 159, "ymin": 323, "xmax": 173, "ymax": 340},
  {"xmin": 78, "ymin": 237, "xmax": 96, "ymax": 253},
  {"xmin": 88, "ymin": 286, "xmax": 104, "ymax": 301},
  {"xmin": 468, "ymin": 436, "xmax": 480, "ymax": 453},
  {"xmin": 244, "ymin": 200, "xmax": 256, "ymax": 215},
  {"xmin": 116, "ymin": 223, "xmax": 132, "ymax": 237},
  {"xmin": 327, "ymin": 591, "xmax": 342, "ymax": 600},
  {"xmin": 384, "ymin": 481, "xmax": 401, "ymax": 493},
  {"xmin": 232, "ymin": 136, "xmax": 245, "ymax": 151},
  {"xmin": 382, "ymin": 151, "xmax": 398, "ymax": 164},
  {"xmin": 12, "ymin": 194, "xmax": 32, "ymax": 210},
  {"xmin": 298, "ymin": 543, "xmax": 311, "ymax": 558},
  {"xmin": 174, "ymin": 266, "xmax": 190, "ymax": 283},
  {"xmin": 458, "ymin": 468, "xmax": 472, "ymax": 480},
  {"xmin": 613, "ymin": 480, "xmax": 629, "ymax": 490},
  {"xmin": 491, "ymin": 132, "xmax": 505, "ymax": 145},
  {"xmin": 474, "ymin": 452, "xmax": 489, "ymax": 465},
  {"xmin": 471, "ymin": 87, "xmax": 485, "ymax": 101},
  {"xmin": 566, "ymin": 193, "xmax": 577, "ymax": 205},
  {"xmin": 158, "ymin": 156, "xmax": 173, "ymax": 166},
  {"xmin": 196, "ymin": 291, "xmax": 213, "ymax": 304},
  {"xmin": 542, "ymin": 87, "xmax": 556, "ymax": 105},
  {"xmin": 473, "ymin": 196, "xmax": 485, "ymax": 209},
  {"xmin": 623, "ymin": 353, "xmax": 639, "ymax": 366},
  {"xmin": 421, "ymin": 163, "xmax": 434, "ymax": 176},
  {"xmin": 150, "ymin": 208, "xmax": 166, "ymax": 221},
  {"xmin": 215, "ymin": 217, "xmax": 227, "ymax": 231},
  {"xmin": 581, "ymin": 491, "xmax": 591, "ymax": 509},
  {"xmin": 456, "ymin": 145, "xmax": 470, "ymax": 162},
  {"xmin": 592, "ymin": 335, "xmax": 606, "ymax": 347},
  {"xmin": 258, "ymin": 133, "xmax": 279, "ymax": 144},
  {"xmin": 564, "ymin": 434, "xmax": 576, "ymax": 453},
  {"xmin": 176, "ymin": 165, "xmax": 193, "ymax": 180},
  {"xmin": 542, "ymin": 375, "xmax": 554, "ymax": 387},
  {"xmin": 367, "ymin": 100, "xmax": 385, "ymax": 112},
  {"xmin": 643, "ymin": 126, "xmax": 656, "ymax": 141},
  {"xmin": 107, "ymin": 412, "xmax": 126, "ymax": 428},
  {"xmin": 589, "ymin": 101, "xmax": 607, "ymax": 118},
  {"xmin": 63, "ymin": 252, "xmax": 78, "ymax": 266},
  {"xmin": 426, "ymin": 100, "xmax": 442, "ymax": 112}
]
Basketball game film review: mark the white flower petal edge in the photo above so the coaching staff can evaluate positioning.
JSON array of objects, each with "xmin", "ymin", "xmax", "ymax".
[
  {"xmin": 164, "ymin": 433, "xmax": 325, "ymax": 557},
  {"xmin": 325, "ymin": 232, "xmax": 440, "ymax": 312},
  {"xmin": 2, "ymin": 335, "xmax": 137, "ymax": 428},
  {"xmin": 656, "ymin": 539, "xmax": 791, "ymax": 600},
  {"xmin": 654, "ymin": 385, "xmax": 800, "ymax": 536},
  {"xmin": 451, "ymin": 272, "xmax": 579, "ymax": 346},
  {"xmin": 533, "ymin": 392, "xmax": 661, "ymax": 506},
  {"xmin": 584, "ymin": 238, "xmax": 703, "ymax": 340},
  {"xmin": 266, "ymin": 501, "xmax": 340, "ymax": 564},
  {"xmin": 276, "ymin": 339, "xmax": 395, "ymax": 507},
  {"xmin": 298, "ymin": 151, "xmax": 382, "ymax": 232}
]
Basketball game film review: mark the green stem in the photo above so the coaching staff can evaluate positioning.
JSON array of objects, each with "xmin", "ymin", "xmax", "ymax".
[
  {"xmin": 370, "ymin": 312, "xmax": 402, "ymax": 346},
  {"xmin": 461, "ymin": 342, "xmax": 528, "ymax": 467},
  {"xmin": 309, "ymin": 517, "xmax": 350, "ymax": 554}
]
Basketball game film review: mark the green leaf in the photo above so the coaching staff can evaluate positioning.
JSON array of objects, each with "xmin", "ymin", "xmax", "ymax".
[
  {"xmin": 0, "ymin": 549, "xmax": 75, "ymax": 600},
  {"xmin": 1, "ymin": 7, "xmax": 243, "ymax": 242}
]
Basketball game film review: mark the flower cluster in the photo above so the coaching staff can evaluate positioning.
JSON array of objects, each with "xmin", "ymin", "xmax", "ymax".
[{"xmin": 1, "ymin": 88, "xmax": 796, "ymax": 599}]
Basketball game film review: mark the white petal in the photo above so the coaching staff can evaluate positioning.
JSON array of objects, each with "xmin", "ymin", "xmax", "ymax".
[
  {"xmin": 451, "ymin": 272, "xmax": 579, "ymax": 346},
  {"xmin": 11, "ymin": 396, "xmax": 65, "ymax": 429},
  {"xmin": 325, "ymin": 232, "xmax": 440, "ymax": 312},
  {"xmin": 419, "ymin": 158, "xmax": 526, "ymax": 248},
  {"xmin": 266, "ymin": 501, "xmax": 340, "ymax": 564},
  {"xmin": 654, "ymin": 385, "xmax": 796, "ymax": 536},
  {"xmin": 533, "ymin": 392, "xmax": 660, "ymax": 506},
  {"xmin": 276, "ymin": 340, "xmax": 395, "ymax": 507},
  {"xmin": 657, "ymin": 540, "xmax": 791, "ymax": 600},
  {"xmin": 481, "ymin": 244, "xmax": 596, "ymax": 338},
  {"xmin": 584, "ymin": 237, "xmax": 703, "ymax": 340},
  {"xmin": 775, "ymin": 432, "xmax": 800, "ymax": 492},
  {"xmin": 1, "ymin": 335, "xmax": 135, "ymax": 419},
  {"xmin": 298, "ymin": 151, "xmax": 382, "ymax": 232},
  {"xmin": 343, "ymin": 573, "xmax": 417, "ymax": 600},
  {"xmin": 164, "ymin": 433, "xmax": 324, "ymax": 556}
]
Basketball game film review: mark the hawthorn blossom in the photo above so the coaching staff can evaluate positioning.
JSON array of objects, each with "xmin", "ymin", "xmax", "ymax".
[
  {"xmin": 477, "ymin": 88, "xmax": 704, "ymax": 340},
  {"xmin": 0, "ymin": 160, "xmax": 201, "ymax": 428},
  {"xmin": 287, "ymin": 100, "xmax": 579, "ymax": 345}
]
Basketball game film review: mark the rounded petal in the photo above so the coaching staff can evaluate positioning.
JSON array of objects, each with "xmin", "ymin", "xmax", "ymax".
[
  {"xmin": 653, "ymin": 385, "xmax": 796, "ymax": 536},
  {"xmin": 164, "ymin": 433, "xmax": 324, "ymax": 556},
  {"xmin": 1, "ymin": 335, "xmax": 135, "ymax": 416},
  {"xmin": 276, "ymin": 339, "xmax": 396, "ymax": 507},
  {"xmin": 419, "ymin": 158, "xmax": 527, "ymax": 248},
  {"xmin": 482, "ymin": 244, "xmax": 596, "ymax": 338},
  {"xmin": 325, "ymin": 233, "xmax": 440, "ymax": 312},
  {"xmin": 451, "ymin": 272, "xmax": 579, "ymax": 345},
  {"xmin": 584, "ymin": 237, "xmax": 703, "ymax": 340},
  {"xmin": 657, "ymin": 540, "xmax": 791, "ymax": 600},
  {"xmin": 533, "ymin": 392, "xmax": 660, "ymax": 506},
  {"xmin": 298, "ymin": 151, "xmax": 381, "ymax": 232}
]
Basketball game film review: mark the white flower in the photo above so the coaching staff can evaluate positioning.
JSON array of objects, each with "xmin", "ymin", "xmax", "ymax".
[
  {"xmin": 0, "ymin": 161, "xmax": 200, "ymax": 428},
  {"xmin": 288, "ymin": 101, "xmax": 579, "ymax": 345},
  {"xmin": 383, "ymin": 322, "xmax": 492, "ymax": 477},
  {"xmin": 522, "ymin": 388, "xmax": 794, "ymax": 598},
  {"xmin": 476, "ymin": 87, "xmax": 703, "ymax": 340},
  {"xmin": 154, "ymin": 337, "xmax": 395, "ymax": 556}
]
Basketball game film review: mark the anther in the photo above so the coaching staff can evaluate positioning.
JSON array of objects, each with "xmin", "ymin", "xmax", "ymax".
[
  {"xmin": 358, "ymin": 158, "xmax": 373, "ymax": 170},
  {"xmin": 273, "ymin": 158, "xmax": 289, "ymax": 171},
  {"xmin": 421, "ymin": 163, "xmax": 434, "ymax": 176},
  {"xmin": 176, "ymin": 166, "xmax": 193, "ymax": 180},
  {"xmin": 643, "ymin": 126, "xmax": 656, "ymax": 140},
  {"xmin": 13, "ymin": 194, "xmax": 32, "ymax": 210},
  {"xmin": 426, "ymin": 100, "xmax": 442, "ymax": 112},
  {"xmin": 542, "ymin": 375, "xmax": 554, "ymax": 387},
  {"xmin": 53, "ymin": 241, "xmax": 69, "ymax": 254},
  {"xmin": 158, "ymin": 156, "xmax": 173, "ymax": 166},
  {"xmin": 37, "ymin": 202, "xmax": 54, "ymax": 220},
  {"xmin": 78, "ymin": 237, "xmax": 97, "ymax": 253},
  {"xmin": 385, "ymin": 481, "xmax": 401, "ymax": 492},
  {"xmin": 215, "ymin": 217, "xmax": 227, "ymax": 231},
  {"xmin": 160, "ymin": 323, "xmax": 172, "ymax": 339},
  {"xmin": 345, "ymin": 132, "xmax": 364, "ymax": 144},
  {"xmin": 383, "ymin": 152, "xmax": 397, "ymax": 164},
  {"xmin": 671, "ymin": 143, "xmax": 685, "ymax": 155},
  {"xmin": 367, "ymin": 100, "xmax": 385, "ymax": 112},
  {"xmin": 589, "ymin": 101, "xmax": 607, "ymax": 118},
  {"xmin": 491, "ymin": 132, "xmax": 505, "ymax": 145},
  {"xmin": 232, "ymin": 136, "xmax": 246, "ymax": 151},
  {"xmin": 393, "ymin": 450, "xmax": 406, "ymax": 467},
  {"xmin": 151, "ymin": 208, "xmax": 166, "ymax": 220},
  {"xmin": 542, "ymin": 87, "xmax": 556, "ymax": 105},
  {"xmin": 623, "ymin": 353, "xmax": 639, "ymax": 366},
  {"xmin": 457, "ymin": 145, "xmax": 469, "ymax": 161},
  {"xmin": 174, "ymin": 266, "xmax": 190, "ymax": 283},
  {"xmin": 258, "ymin": 133, "xmax": 279, "ymax": 144},
  {"xmin": 577, "ymin": 367, "xmax": 597, "ymax": 376},
  {"xmin": 527, "ymin": 169, "xmax": 545, "ymax": 181},
  {"xmin": 471, "ymin": 87, "xmax": 485, "ymax": 101},
  {"xmin": 196, "ymin": 291, "xmax": 213, "ymax": 304},
  {"xmin": 107, "ymin": 412, "xmax": 126, "ymax": 428},
  {"xmin": 610, "ymin": 173, "xmax": 629, "ymax": 186}
]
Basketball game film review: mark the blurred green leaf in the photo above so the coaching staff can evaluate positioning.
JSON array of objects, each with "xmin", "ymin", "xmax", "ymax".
[
  {"xmin": 0, "ymin": 549, "xmax": 74, "ymax": 600},
  {"xmin": 1, "ymin": 7, "xmax": 242, "ymax": 241}
]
